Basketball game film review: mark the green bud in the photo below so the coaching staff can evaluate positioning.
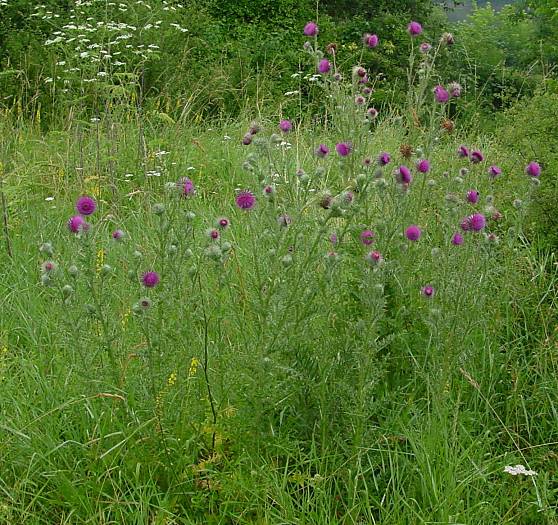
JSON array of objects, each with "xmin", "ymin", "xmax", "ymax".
[
  {"xmin": 62, "ymin": 285, "xmax": 74, "ymax": 298},
  {"xmin": 152, "ymin": 203, "xmax": 165, "ymax": 215},
  {"xmin": 281, "ymin": 254, "xmax": 293, "ymax": 267},
  {"xmin": 39, "ymin": 242, "xmax": 54, "ymax": 256},
  {"xmin": 68, "ymin": 265, "xmax": 79, "ymax": 277}
]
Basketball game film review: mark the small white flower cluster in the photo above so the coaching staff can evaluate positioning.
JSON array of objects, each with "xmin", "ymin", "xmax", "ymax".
[
  {"xmin": 504, "ymin": 464, "xmax": 537, "ymax": 477},
  {"xmin": 35, "ymin": 0, "xmax": 188, "ymax": 93}
]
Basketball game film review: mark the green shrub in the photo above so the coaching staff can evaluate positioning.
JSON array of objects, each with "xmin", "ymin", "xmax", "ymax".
[{"xmin": 497, "ymin": 87, "xmax": 558, "ymax": 251}]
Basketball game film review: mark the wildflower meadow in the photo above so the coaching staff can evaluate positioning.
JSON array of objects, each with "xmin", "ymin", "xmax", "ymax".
[{"xmin": 0, "ymin": 1, "xmax": 557, "ymax": 523}]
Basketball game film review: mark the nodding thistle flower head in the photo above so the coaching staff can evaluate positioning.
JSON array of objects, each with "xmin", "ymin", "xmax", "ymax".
[
  {"xmin": 303, "ymin": 21, "xmax": 318, "ymax": 36},
  {"xmin": 242, "ymin": 133, "xmax": 253, "ymax": 146},
  {"xmin": 279, "ymin": 119, "xmax": 292, "ymax": 133},
  {"xmin": 421, "ymin": 285, "xmax": 435, "ymax": 298},
  {"xmin": 405, "ymin": 225, "xmax": 422, "ymax": 241},
  {"xmin": 469, "ymin": 213, "xmax": 486, "ymax": 231},
  {"xmin": 355, "ymin": 95, "xmax": 366, "ymax": 105},
  {"xmin": 378, "ymin": 152, "xmax": 391, "ymax": 166},
  {"xmin": 466, "ymin": 190, "xmax": 480, "ymax": 204},
  {"xmin": 179, "ymin": 177, "xmax": 195, "ymax": 197},
  {"xmin": 458, "ymin": 145, "xmax": 470, "ymax": 158},
  {"xmin": 68, "ymin": 215, "xmax": 89, "ymax": 233},
  {"xmin": 366, "ymin": 107, "xmax": 379, "ymax": 119},
  {"xmin": 135, "ymin": 297, "xmax": 152, "ymax": 312},
  {"xmin": 441, "ymin": 32, "xmax": 455, "ymax": 45},
  {"xmin": 75, "ymin": 195, "xmax": 96, "ymax": 216},
  {"xmin": 112, "ymin": 229, "xmax": 125, "ymax": 241},
  {"xmin": 419, "ymin": 42, "xmax": 432, "ymax": 53},
  {"xmin": 249, "ymin": 121, "xmax": 261, "ymax": 135},
  {"xmin": 525, "ymin": 161, "xmax": 541, "ymax": 177},
  {"xmin": 236, "ymin": 190, "xmax": 256, "ymax": 210},
  {"xmin": 41, "ymin": 260, "xmax": 58, "ymax": 273},
  {"xmin": 141, "ymin": 271, "xmax": 160, "ymax": 288},
  {"xmin": 207, "ymin": 229, "xmax": 220, "ymax": 240},
  {"xmin": 315, "ymin": 144, "xmax": 330, "ymax": 158},
  {"xmin": 353, "ymin": 66, "xmax": 367, "ymax": 79},
  {"xmin": 365, "ymin": 250, "xmax": 383, "ymax": 266},
  {"xmin": 488, "ymin": 165, "xmax": 502, "ymax": 178},
  {"xmin": 336, "ymin": 142, "xmax": 352, "ymax": 157},
  {"xmin": 433, "ymin": 85, "xmax": 449, "ymax": 103},
  {"xmin": 416, "ymin": 159, "xmax": 430, "ymax": 173},
  {"xmin": 319, "ymin": 191, "xmax": 333, "ymax": 209},
  {"xmin": 360, "ymin": 229, "xmax": 375, "ymax": 245},
  {"xmin": 396, "ymin": 165, "xmax": 412, "ymax": 185},
  {"xmin": 451, "ymin": 232, "xmax": 464, "ymax": 245},
  {"xmin": 407, "ymin": 21, "xmax": 423, "ymax": 36},
  {"xmin": 263, "ymin": 185, "xmax": 276, "ymax": 198},
  {"xmin": 448, "ymin": 82, "xmax": 462, "ymax": 97},
  {"xmin": 470, "ymin": 150, "xmax": 484, "ymax": 164},
  {"xmin": 216, "ymin": 217, "xmax": 230, "ymax": 229},
  {"xmin": 318, "ymin": 58, "xmax": 331, "ymax": 74},
  {"xmin": 363, "ymin": 33, "xmax": 379, "ymax": 48}
]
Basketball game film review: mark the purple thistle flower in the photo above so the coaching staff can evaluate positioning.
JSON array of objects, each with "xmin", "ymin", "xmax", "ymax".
[
  {"xmin": 458, "ymin": 145, "xmax": 470, "ymax": 158},
  {"xmin": 236, "ymin": 190, "xmax": 256, "ymax": 210},
  {"xmin": 75, "ymin": 195, "xmax": 96, "ymax": 216},
  {"xmin": 408, "ymin": 21, "xmax": 423, "ymax": 36},
  {"xmin": 208, "ymin": 229, "xmax": 220, "ymax": 240},
  {"xmin": 318, "ymin": 58, "xmax": 331, "ymax": 74},
  {"xmin": 68, "ymin": 215, "xmax": 88, "ymax": 233},
  {"xmin": 363, "ymin": 33, "xmax": 379, "ymax": 48},
  {"xmin": 405, "ymin": 225, "xmax": 422, "ymax": 241},
  {"xmin": 460, "ymin": 217, "xmax": 472, "ymax": 232},
  {"xmin": 112, "ymin": 229, "xmax": 125, "ymax": 241},
  {"xmin": 488, "ymin": 165, "xmax": 502, "ymax": 178},
  {"xmin": 419, "ymin": 42, "xmax": 432, "ymax": 53},
  {"xmin": 279, "ymin": 119, "xmax": 292, "ymax": 133},
  {"xmin": 354, "ymin": 95, "xmax": 365, "ymax": 106},
  {"xmin": 378, "ymin": 152, "xmax": 391, "ymax": 166},
  {"xmin": 448, "ymin": 82, "xmax": 462, "ymax": 98},
  {"xmin": 451, "ymin": 232, "xmax": 464, "ymax": 245},
  {"xmin": 263, "ymin": 185, "xmax": 275, "ymax": 197},
  {"xmin": 396, "ymin": 165, "xmax": 413, "ymax": 184},
  {"xmin": 416, "ymin": 159, "xmax": 430, "ymax": 173},
  {"xmin": 525, "ymin": 161, "xmax": 541, "ymax": 177},
  {"xmin": 421, "ymin": 285, "xmax": 435, "ymax": 298},
  {"xmin": 242, "ymin": 133, "xmax": 253, "ymax": 145},
  {"xmin": 355, "ymin": 67, "xmax": 367, "ymax": 78},
  {"xmin": 360, "ymin": 229, "xmax": 375, "ymax": 246},
  {"xmin": 469, "ymin": 213, "xmax": 486, "ymax": 231},
  {"xmin": 470, "ymin": 150, "xmax": 484, "ymax": 164},
  {"xmin": 303, "ymin": 21, "xmax": 318, "ymax": 37},
  {"xmin": 217, "ymin": 217, "xmax": 230, "ymax": 229},
  {"xmin": 466, "ymin": 190, "xmax": 479, "ymax": 204},
  {"xmin": 315, "ymin": 144, "xmax": 330, "ymax": 158},
  {"xmin": 141, "ymin": 271, "xmax": 160, "ymax": 288},
  {"xmin": 329, "ymin": 233, "xmax": 338, "ymax": 245},
  {"xmin": 367, "ymin": 107, "xmax": 379, "ymax": 119},
  {"xmin": 336, "ymin": 142, "xmax": 352, "ymax": 157},
  {"xmin": 362, "ymin": 86, "xmax": 373, "ymax": 95},
  {"xmin": 179, "ymin": 177, "xmax": 195, "ymax": 197},
  {"xmin": 434, "ymin": 85, "xmax": 450, "ymax": 103},
  {"xmin": 365, "ymin": 250, "xmax": 383, "ymax": 265},
  {"xmin": 41, "ymin": 260, "xmax": 57, "ymax": 273}
]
